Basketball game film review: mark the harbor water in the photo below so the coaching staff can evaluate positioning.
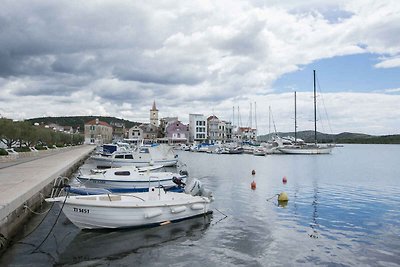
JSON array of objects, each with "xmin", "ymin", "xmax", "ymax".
[{"xmin": 1, "ymin": 144, "xmax": 399, "ymax": 266}]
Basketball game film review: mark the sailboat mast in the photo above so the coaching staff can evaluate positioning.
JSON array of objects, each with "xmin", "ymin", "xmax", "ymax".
[
  {"xmin": 268, "ymin": 106, "xmax": 271, "ymax": 136},
  {"xmin": 254, "ymin": 102, "xmax": 257, "ymax": 140},
  {"xmin": 313, "ymin": 69, "xmax": 317, "ymax": 145},
  {"xmin": 294, "ymin": 91, "xmax": 297, "ymax": 145}
]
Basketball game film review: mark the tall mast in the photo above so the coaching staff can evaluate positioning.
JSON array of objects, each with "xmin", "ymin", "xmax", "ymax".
[
  {"xmin": 232, "ymin": 106, "xmax": 235, "ymax": 126},
  {"xmin": 249, "ymin": 102, "xmax": 252, "ymax": 129},
  {"xmin": 237, "ymin": 106, "xmax": 240, "ymax": 128},
  {"xmin": 254, "ymin": 102, "xmax": 257, "ymax": 141},
  {"xmin": 313, "ymin": 69, "xmax": 317, "ymax": 145},
  {"xmin": 268, "ymin": 106, "xmax": 271, "ymax": 136},
  {"xmin": 294, "ymin": 91, "xmax": 297, "ymax": 145}
]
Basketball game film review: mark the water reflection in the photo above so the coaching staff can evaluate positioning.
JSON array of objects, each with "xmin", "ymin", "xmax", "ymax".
[
  {"xmin": 309, "ymin": 184, "xmax": 319, "ymax": 239},
  {"xmin": 57, "ymin": 214, "xmax": 212, "ymax": 265},
  {"xmin": 3, "ymin": 145, "xmax": 400, "ymax": 266}
]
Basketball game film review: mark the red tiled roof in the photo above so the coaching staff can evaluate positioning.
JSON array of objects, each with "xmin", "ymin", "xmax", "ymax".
[{"xmin": 85, "ymin": 119, "xmax": 112, "ymax": 127}]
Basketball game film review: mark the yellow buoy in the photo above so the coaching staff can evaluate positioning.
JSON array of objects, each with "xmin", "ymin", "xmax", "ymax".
[{"xmin": 278, "ymin": 192, "xmax": 288, "ymax": 202}]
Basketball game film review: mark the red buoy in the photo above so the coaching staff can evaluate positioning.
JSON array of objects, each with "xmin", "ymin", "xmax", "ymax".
[
  {"xmin": 282, "ymin": 176, "xmax": 287, "ymax": 184},
  {"xmin": 251, "ymin": 181, "xmax": 256, "ymax": 190},
  {"xmin": 251, "ymin": 170, "xmax": 256, "ymax": 175}
]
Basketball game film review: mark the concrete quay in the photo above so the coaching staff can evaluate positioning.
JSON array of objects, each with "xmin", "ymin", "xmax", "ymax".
[{"xmin": 0, "ymin": 145, "xmax": 95, "ymax": 251}]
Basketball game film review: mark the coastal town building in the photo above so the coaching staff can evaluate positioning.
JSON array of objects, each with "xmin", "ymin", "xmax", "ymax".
[
  {"xmin": 159, "ymin": 117, "xmax": 178, "ymax": 137},
  {"xmin": 84, "ymin": 118, "xmax": 113, "ymax": 144},
  {"xmin": 42, "ymin": 123, "xmax": 76, "ymax": 134},
  {"xmin": 207, "ymin": 116, "xmax": 233, "ymax": 144},
  {"xmin": 219, "ymin": 120, "xmax": 233, "ymax": 143},
  {"xmin": 189, "ymin": 114, "xmax": 207, "ymax": 143},
  {"xmin": 127, "ymin": 125, "xmax": 143, "ymax": 141},
  {"xmin": 236, "ymin": 127, "xmax": 257, "ymax": 142},
  {"xmin": 207, "ymin": 115, "xmax": 220, "ymax": 144},
  {"xmin": 140, "ymin": 123, "xmax": 159, "ymax": 142},
  {"xmin": 165, "ymin": 119, "xmax": 189, "ymax": 145},
  {"xmin": 150, "ymin": 101, "xmax": 159, "ymax": 127},
  {"xmin": 110, "ymin": 122, "xmax": 126, "ymax": 141}
]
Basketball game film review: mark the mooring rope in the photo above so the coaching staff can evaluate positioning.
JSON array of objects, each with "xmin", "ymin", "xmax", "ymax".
[
  {"xmin": 31, "ymin": 190, "xmax": 69, "ymax": 254},
  {"xmin": 24, "ymin": 204, "xmax": 53, "ymax": 215},
  {"xmin": 266, "ymin": 194, "xmax": 279, "ymax": 202}
]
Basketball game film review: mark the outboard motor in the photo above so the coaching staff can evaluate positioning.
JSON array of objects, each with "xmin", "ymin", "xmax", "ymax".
[
  {"xmin": 200, "ymin": 187, "xmax": 213, "ymax": 199},
  {"xmin": 184, "ymin": 179, "xmax": 203, "ymax": 196},
  {"xmin": 179, "ymin": 170, "xmax": 189, "ymax": 176},
  {"xmin": 172, "ymin": 176, "xmax": 186, "ymax": 188}
]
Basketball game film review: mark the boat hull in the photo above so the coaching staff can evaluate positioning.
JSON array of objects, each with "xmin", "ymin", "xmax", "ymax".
[
  {"xmin": 278, "ymin": 146, "xmax": 333, "ymax": 154},
  {"xmin": 47, "ymin": 193, "xmax": 211, "ymax": 229}
]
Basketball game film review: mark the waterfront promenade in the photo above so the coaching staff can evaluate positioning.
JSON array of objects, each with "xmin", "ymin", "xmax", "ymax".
[{"xmin": 0, "ymin": 145, "xmax": 95, "ymax": 245}]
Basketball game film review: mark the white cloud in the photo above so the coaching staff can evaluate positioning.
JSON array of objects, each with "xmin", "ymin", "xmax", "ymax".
[
  {"xmin": 375, "ymin": 57, "xmax": 400, "ymax": 68},
  {"xmin": 383, "ymin": 88, "xmax": 400, "ymax": 93},
  {"xmin": 1, "ymin": 0, "xmax": 400, "ymax": 134}
]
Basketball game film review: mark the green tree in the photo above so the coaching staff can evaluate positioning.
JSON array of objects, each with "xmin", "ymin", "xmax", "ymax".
[
  {"xmin": 37, "ymin": 127, "xmax": 52, "ymax": 146},
  {"xmin": 17, "ymin": 121, "xmax": 39, "ymax": 147},
  {"xmin": 0, "ymin": 118, "xmax": 20, "ymax": 148}
]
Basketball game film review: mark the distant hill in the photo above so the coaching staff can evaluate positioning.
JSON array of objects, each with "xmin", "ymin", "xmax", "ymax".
[
  {"xmin": 27, "ymin": 116, "xmax": 141, "ymax": 132},
  {"xmin": 258, "ymin": 131, "xmax": 400, "ymax": 144}
]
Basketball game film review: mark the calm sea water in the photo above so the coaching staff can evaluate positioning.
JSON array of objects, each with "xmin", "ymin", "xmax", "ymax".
[{"xmin": 1, "ymin": 144, "xmax": 399, "ymax": 266}]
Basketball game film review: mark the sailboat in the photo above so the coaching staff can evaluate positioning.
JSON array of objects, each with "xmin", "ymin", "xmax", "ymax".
[{"xmin": 278, "ymin": 70, "xmax": 333, "ymax": 155}]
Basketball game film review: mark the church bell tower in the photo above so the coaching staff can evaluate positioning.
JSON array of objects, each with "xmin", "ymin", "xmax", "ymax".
[{"xmin": 150, "ymin": 100, "xmax": 159, "ymax": 127}]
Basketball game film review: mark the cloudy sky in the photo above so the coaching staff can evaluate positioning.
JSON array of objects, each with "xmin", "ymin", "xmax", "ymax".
[{"xmin": 1, "ymin": 0, "xmax": 399, "ymax": 135}]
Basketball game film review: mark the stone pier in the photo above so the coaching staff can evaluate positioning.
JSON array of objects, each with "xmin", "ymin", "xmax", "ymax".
[{"xmin": 0, "ymin": 145, "xmax": 95, "ymax": 252}]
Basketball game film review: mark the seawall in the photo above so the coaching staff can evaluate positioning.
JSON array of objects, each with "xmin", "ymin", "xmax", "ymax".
[{"xmin": 0, "ymin": 145, "xmax": 95, "ymax": 253}]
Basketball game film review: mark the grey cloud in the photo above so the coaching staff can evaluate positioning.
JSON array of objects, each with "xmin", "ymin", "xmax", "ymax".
[
  {"xmin": 94, "ymin": 86, "xmax": 151, "ymax": 105},
  {"xmin": 113, "ymin": 66, "xmax": 205, "ymax": 86},
  {"xmin": 214, "ymin": 19, "xmax": 267, "ymax": 57},
  {"xmin": 13, "ymin": 81, "xmax": 81, "ymax": 97},
  {"xmin": 51, "ymin": 54, "xmax": 99, "ymax": 76}
]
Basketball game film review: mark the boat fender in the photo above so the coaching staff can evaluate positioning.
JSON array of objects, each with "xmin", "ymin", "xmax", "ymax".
[
  {"xmin": 171, "ymin": 206, "xmax": 186, "ymax": 213},
  {"xmin": 278, "ymin": 192, "xmax": 288, "ymax": 202},
  {"xmin": 144, "ymin": 209, "xmax": 163, "ymax": 219},
  {"xmin": 191, "ymin": 204, "xmax": 204, "ymax": 210},
  {"xmin": 251, "ymin": 181, "xmax": 256, "ymax": 190}
]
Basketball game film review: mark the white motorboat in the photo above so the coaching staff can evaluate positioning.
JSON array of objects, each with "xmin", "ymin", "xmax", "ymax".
[
  {"xmin": 57, "ymin": 213, "xmax": 212, "ymax": 265},
  {"xmin": 76, "ymin": 166, "xmax": 187, "ymax": 189},
  {"xmin": 46, "ymin": 180, "xmax": 213, "ymax": 229},
  {"xmin": 253, "ymin": 148, "xmax": 267, "ymax": 156},
  {"xmin": 89, "ymin": 164, "xmax": 165, "ymax": 174},
  {"xmin": 95, "ymin": 142, "xmax": 131, "ymax": 156},
  {"xmin": 91, "ymin": 144, "xmax": 178, "ymax": 167}
]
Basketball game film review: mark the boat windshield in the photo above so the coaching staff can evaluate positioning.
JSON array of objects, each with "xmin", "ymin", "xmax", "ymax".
[
  {"xmin": 114, "ymin": 171, "xmax": 131, "ymax": 176},
  {"xmin": 139, "ymin": 148, "xmax": 149, "ymax": 153}
]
